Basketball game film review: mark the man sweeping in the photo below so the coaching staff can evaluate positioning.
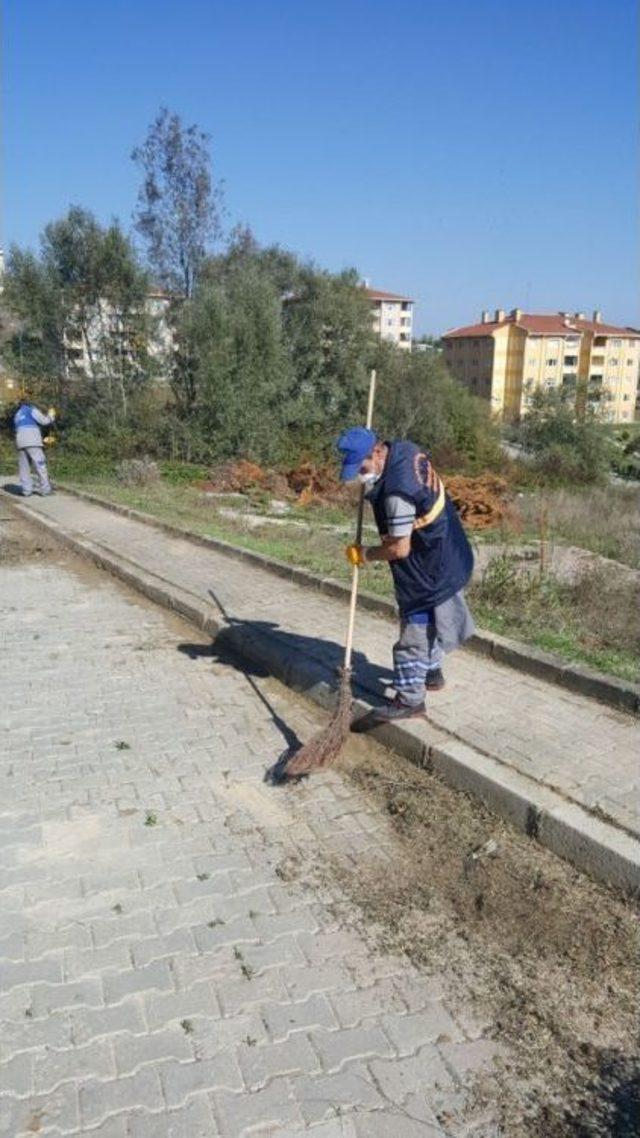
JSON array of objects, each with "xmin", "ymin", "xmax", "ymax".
[
  {"xmin": 338, "ymin": 427, "xmax": 475, "ymax": 723},
  {"xmin": 14, "ymin": 394, "xmax": 56, "ymax": 497}
]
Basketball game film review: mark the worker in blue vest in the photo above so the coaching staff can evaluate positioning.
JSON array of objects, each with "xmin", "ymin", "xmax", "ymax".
[
  {"xmin": 13, "ymin": 394, "xmax": 56, "ymax": 497},
  {"xmin": 338, "ymin": 427, "xmax": 475, "ymax": 723}
]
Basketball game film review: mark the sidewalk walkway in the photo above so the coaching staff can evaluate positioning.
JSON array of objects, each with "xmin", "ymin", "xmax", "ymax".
[
  {"xmin": 2, "ymin": 529, "xmax": 507, "ymax": 1137},
  {"xmin": 4, "ymin": 485, "xmax": 639, "ymax": 849}
]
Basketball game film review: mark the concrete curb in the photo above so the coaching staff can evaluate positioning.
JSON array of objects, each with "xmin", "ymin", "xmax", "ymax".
[
  {"xmin": 5, "ymin": 490, "xmax": 640, "ymax": 897},
  {"xmin": 56, "ymin": 483, "xmax": 640, "ymax": 716}
]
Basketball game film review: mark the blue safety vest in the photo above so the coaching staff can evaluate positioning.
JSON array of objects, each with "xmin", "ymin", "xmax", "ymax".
[
  {"xmin": 14, "ymin": 404, "xmax": 40, "ymax": 430},
  {"xmin": 367, "ymin": 440, "xmax": 474, "ymax": 617}
]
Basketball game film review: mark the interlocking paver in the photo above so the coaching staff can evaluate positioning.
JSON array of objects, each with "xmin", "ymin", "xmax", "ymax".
[
  {"xmin": 292, "ymin": 1064, "xmax": 384, "ymax": 1124},
  {"xmin": 0, "ymin": 523, "xmax": 507, "ymax": 1134},
  {"xmin": 213, "ymin": 1076, "xmax": 304, "ymax": 1136},
  {"xmin": 103, "ymin": 960, "xmax": 174, "ymax": 1004},
  {"xmin": 311, "ymin": 1026, "xmax": 395, "ymax": 1073},
  {"xmin": 80, "ymin": 1068, "xmax": 163, "ymax": 1127},
  {"xmin": 33, "ymin": 1039, "xmax": 115, "ymax": 1095},
  {"xmin": 382, "ymin": 1007, "xmax": 464, "ymax": 1054},
  {"xmin": 160, "ymin": 1052, "xmax": 244, "ymax": 1105},
  {"xmin": 127, "ymin": 1095, "xmax": 219, "ymax": 1137},
  {"xmin": 262, "ymin": 994, "xmax": 340, "ymax": 1041},
  {"xmin": 114, "ymin": 1027, "xmax": 194, "ymax": 1076}
]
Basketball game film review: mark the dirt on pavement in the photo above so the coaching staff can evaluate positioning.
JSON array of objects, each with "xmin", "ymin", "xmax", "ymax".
[{"xmin": 308, "ymin": 734, "xmax": 640, "ymax": 1138}]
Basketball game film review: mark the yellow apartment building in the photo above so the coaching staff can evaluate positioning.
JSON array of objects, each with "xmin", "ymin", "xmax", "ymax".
[
  {"xmin": 363, "ymin": 287, "xmax": 413, "ymax": 350},
  {"xmin": 442, "ymin": 309, "xmax": 640, "ymax": 423}
]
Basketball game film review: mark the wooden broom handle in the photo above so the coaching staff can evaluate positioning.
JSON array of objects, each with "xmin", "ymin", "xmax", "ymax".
[{"xmin": 344, "ymin": 369, "xmax": 376, "ymax": 671}]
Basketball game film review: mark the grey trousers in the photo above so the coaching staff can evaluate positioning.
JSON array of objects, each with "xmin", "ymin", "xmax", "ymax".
[
  {"xmin": 393, "ymin": 591, "xmax": 475, "ymax": 706},
  {"xmin": 18, "ymin": 447, "xmax": 51, "ymax": 495}
]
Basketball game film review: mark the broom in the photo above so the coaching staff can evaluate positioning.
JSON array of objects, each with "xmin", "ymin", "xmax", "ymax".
[{"xmin": 281, "ymin": 369, "xmax": 377, "ymax": 779}]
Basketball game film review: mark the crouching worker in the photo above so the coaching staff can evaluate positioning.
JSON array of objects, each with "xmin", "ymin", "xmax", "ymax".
[
  {"xmin": 337, "ymin": 427, "xmax": 475, "ymax": 723},
  {"xmin": 14, "ymin": 394, "xmax": 56, "ymax": 497}
]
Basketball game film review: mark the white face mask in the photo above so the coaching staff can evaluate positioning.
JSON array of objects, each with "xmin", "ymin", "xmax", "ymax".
[{"xmin": 357, "ymin": 471, "xmax": 379, "ymax": 486}]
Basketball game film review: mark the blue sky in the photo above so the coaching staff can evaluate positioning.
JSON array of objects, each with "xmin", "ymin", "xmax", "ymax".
[{"xmin": 3, "ymin": 0, "xmax": 637, "ymax": 334}]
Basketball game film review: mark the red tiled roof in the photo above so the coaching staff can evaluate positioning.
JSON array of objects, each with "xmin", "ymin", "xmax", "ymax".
[
  {"xmin": 442, "ymin": 313, "xmax": 640, "ymax": 339},
  {"xmin": 363, "ymin": 287, "xmax": 413, "ymax": 303}
]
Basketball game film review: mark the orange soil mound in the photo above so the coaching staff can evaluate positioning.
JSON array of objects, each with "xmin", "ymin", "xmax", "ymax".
[{"xmin": 446, "ymin": 474, "xmax": 515, "ymax": 530}]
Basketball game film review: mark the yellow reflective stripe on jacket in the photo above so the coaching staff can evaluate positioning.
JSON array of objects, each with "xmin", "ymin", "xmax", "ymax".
[{"xmin": 412, "ymin": 479, "xmax": 446, "ymax": 531}]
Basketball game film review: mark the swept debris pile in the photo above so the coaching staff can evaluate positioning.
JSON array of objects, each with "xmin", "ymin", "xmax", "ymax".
[
  {"xmin": 199, "ymin": 459, "xmax": 350, "ymax": 506},
  {"xmin": 446, "ymin": 473, "xmax": 517, "ymax": 530},
  {"xmin": 196, "ymin": 460, "xmax": 289, "ymax": 499}
]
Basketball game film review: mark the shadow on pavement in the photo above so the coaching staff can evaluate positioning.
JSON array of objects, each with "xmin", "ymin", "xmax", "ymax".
[{"xmin": 177, "ymin": 596, "xmax": 395, "ymax": 782}]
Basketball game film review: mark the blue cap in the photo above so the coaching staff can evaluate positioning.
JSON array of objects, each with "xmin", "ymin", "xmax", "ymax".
[{"xmin": 336, "ymin": 426, "xmax": 377, "ymax": 481}]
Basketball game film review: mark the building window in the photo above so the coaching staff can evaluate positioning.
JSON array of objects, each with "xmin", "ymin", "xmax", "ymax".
[
  {"xmin": 564, "ymin": 355, "xmax": 578, "ymax": 366},
  {"xmin": 590, "ymin": 374, "xmax": 603, "ymax": 382},
  {"xmin": 610, "ymin": 358, "xmax": 619, "ymax": 366},
  {"xmin": 546, "ymin": 359, "xmax": 557, "ymax": 366},
  {"xmin": 623, "ymin": 395, "xmax": 630, "ymax": 401},
  {"xmin": 611, "ymin": 338, "xmax": 622, "ymax": 346},
  {"xmin": 627, "ymin": 359, "xmax": 634, "ymax": 366}
]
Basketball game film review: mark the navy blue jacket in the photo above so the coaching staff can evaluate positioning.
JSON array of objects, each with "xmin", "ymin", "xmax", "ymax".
[{"xmin": 367, "ymin": 440, "xmax": 474, "ymax": 617}]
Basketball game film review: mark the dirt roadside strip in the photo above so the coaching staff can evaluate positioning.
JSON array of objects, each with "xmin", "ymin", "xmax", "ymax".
[
  {"xmin": 3, "ymin": 485, "xmax": 640, "ymax": 898},
  {"xmin": 58, "ymin": 482, "xmax": 640, "ymax": 716}
]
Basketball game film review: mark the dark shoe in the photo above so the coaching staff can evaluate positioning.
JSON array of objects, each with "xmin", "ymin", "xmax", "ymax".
[
  {"xmin": 368, "ymin": 697, "xmax": 426, "ymax": 725},
  {"xmin": 425, "ymin": 668, "xmax": 445, "ymax": 692}
]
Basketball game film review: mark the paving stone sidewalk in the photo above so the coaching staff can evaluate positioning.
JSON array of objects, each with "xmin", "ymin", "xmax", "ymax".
[
  {"xmin": 4, "ymin": 487, "xmax": 639, "ymax": 842},
  {"xmin": 0, "ymin": 532, "xmax": 501, "ymax": 1136}
]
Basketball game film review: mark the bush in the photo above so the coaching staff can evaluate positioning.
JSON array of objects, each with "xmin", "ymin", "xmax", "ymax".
[
  {"xmin": 159, "ymin": 460, "xmax": 209, "ymax": 485},
  {"xmin": 518, "ymin": 389, "xmax": 612, "ymax": 486},
  {"xmin": 116, "ymin": 457, "xmax": 160, "ymax": 486}
]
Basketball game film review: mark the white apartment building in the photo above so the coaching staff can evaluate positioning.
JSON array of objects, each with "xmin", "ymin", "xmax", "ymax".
[
  {"xmin": 363, "ymin": 287, "xmax": 413, "ymax": 350},
  {"xmin": 63, "ymin": 291, "xmax": 174, "ymax": 380}
]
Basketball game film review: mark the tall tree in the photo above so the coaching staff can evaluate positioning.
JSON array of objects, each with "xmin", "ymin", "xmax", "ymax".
[
  {"xmin": 3, "ymin": 207, "xmax": 150, "ymax": 420},
  {"xmin": 282, "ymin": 267, "xmax": 375, "ymax": 447},
  {"xmin": 132, "ymin": 108, "xmax": 224, "ymax": 298},
  {"xmin": 184, "ymin": 259, "xmax": 293, "ymax": 462}
]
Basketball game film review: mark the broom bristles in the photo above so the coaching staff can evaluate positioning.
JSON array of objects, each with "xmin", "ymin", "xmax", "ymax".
[{"xmin": 282, "ymin": 667, "xmax": 353, "ymax": 778}]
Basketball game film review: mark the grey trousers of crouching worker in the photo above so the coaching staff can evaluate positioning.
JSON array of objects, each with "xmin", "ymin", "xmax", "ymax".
[
  {"xmin": 393, "ymin": 591, "xmax": 475, "ymax": 706},
  {"xmin": 17, "ymin": 447, "xmax": 51, "ymax": 496}
]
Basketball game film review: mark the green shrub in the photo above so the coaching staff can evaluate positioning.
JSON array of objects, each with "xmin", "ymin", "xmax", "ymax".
[
  {"xmin": 116, "ymin": 457, "xmax": 160, "ymax": 486},
  {"xmin": 518, "ymin": 389, "xmax": 612, "ymax": 486},
  {"xmin": 159, "ymin": 460, "xmax": 209, "ymax": 484}
]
